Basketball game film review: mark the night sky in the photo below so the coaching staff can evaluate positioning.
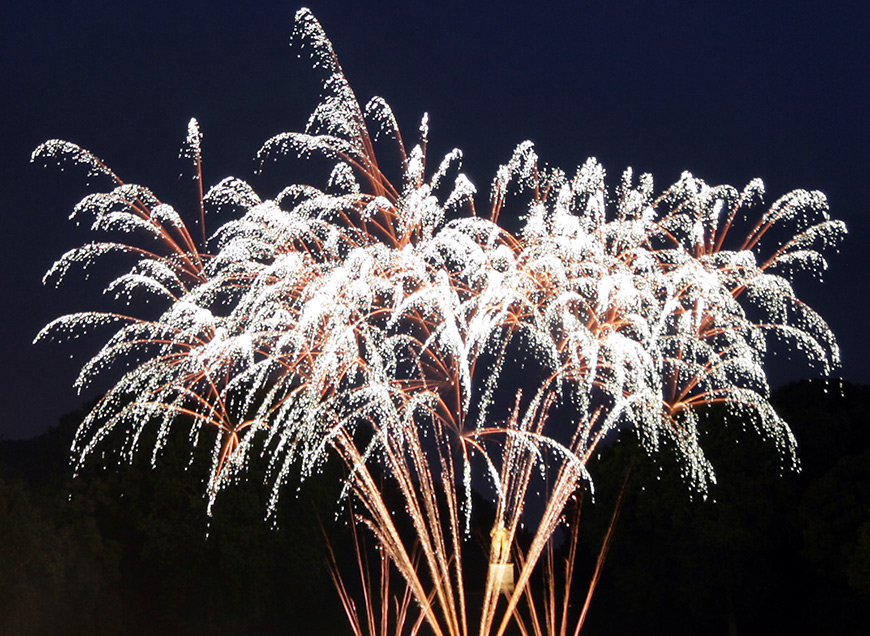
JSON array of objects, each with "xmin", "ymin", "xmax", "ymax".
[{"xmin": 2, "ymin": 0, "xmax": 868, "ymax": 439}]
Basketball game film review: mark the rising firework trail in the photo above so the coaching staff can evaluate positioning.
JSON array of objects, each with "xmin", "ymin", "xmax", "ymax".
[{"xmin": 34, "ymin": 8, "xmax": 844, "ymax": 635}]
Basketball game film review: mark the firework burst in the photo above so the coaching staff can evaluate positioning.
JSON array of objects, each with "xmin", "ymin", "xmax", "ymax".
[{"xmin": 35, "ymin": 8, "xmax": 844, "ymax": 635}]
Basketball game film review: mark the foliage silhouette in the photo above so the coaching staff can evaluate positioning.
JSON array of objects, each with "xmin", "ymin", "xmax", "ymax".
[
  {"xmin": 0, "ymin": 407, "xmax": 346, "ymax": 636},
  {"xmin": 3, "ymin": 380, "xmax": 869, "ymax": 634},
  {"xmin": 574, "ymin": 379, "xmax": 870, "ymax": 635}
]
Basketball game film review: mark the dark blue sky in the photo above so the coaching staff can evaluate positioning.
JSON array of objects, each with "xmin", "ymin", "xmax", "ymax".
[{"xmin": 2, "ymin": 0, "xmax": 868, "ymax": 438}]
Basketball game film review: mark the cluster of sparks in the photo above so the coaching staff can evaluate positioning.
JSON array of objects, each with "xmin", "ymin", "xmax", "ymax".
[{"xmin": 35, "ymin": 9, "xmax": 844, "ymax": 636}]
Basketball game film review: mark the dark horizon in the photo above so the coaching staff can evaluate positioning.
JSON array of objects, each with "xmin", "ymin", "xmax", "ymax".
[
  {"xmin": 2, "ymin": 0, "xmax": 868, "ymax": 439},
  {"xmin": 2, "ymin": 377, "xmax": 868, "ymax": 634}
]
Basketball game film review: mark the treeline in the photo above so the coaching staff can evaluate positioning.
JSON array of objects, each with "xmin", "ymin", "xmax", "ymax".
[
  {"xmin": 0, "ymin": 405, "xmax": 347, "ymax": 636},
  {"xmin": 2, "ymin": 380, "xmax": 869, "ymax": 635},
  {"xmin": 580, "ymin": 379, "xmax": 870, "ymax": 635}
]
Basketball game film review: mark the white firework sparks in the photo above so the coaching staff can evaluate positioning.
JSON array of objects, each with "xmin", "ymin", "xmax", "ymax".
[{"xmin": 35, "ymin": 8, "xmax": 844, "ymax": 636}]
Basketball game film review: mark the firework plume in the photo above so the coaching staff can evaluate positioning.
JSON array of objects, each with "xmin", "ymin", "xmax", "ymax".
[{"xmin": 35, "ymin": 8, "xmax": 844, "ymax": 635}]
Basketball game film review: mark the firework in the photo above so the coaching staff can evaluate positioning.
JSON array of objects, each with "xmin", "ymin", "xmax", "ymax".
[{"xmin": 35, "ymin": 8, "xmax": 844, "ymax": 635}]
